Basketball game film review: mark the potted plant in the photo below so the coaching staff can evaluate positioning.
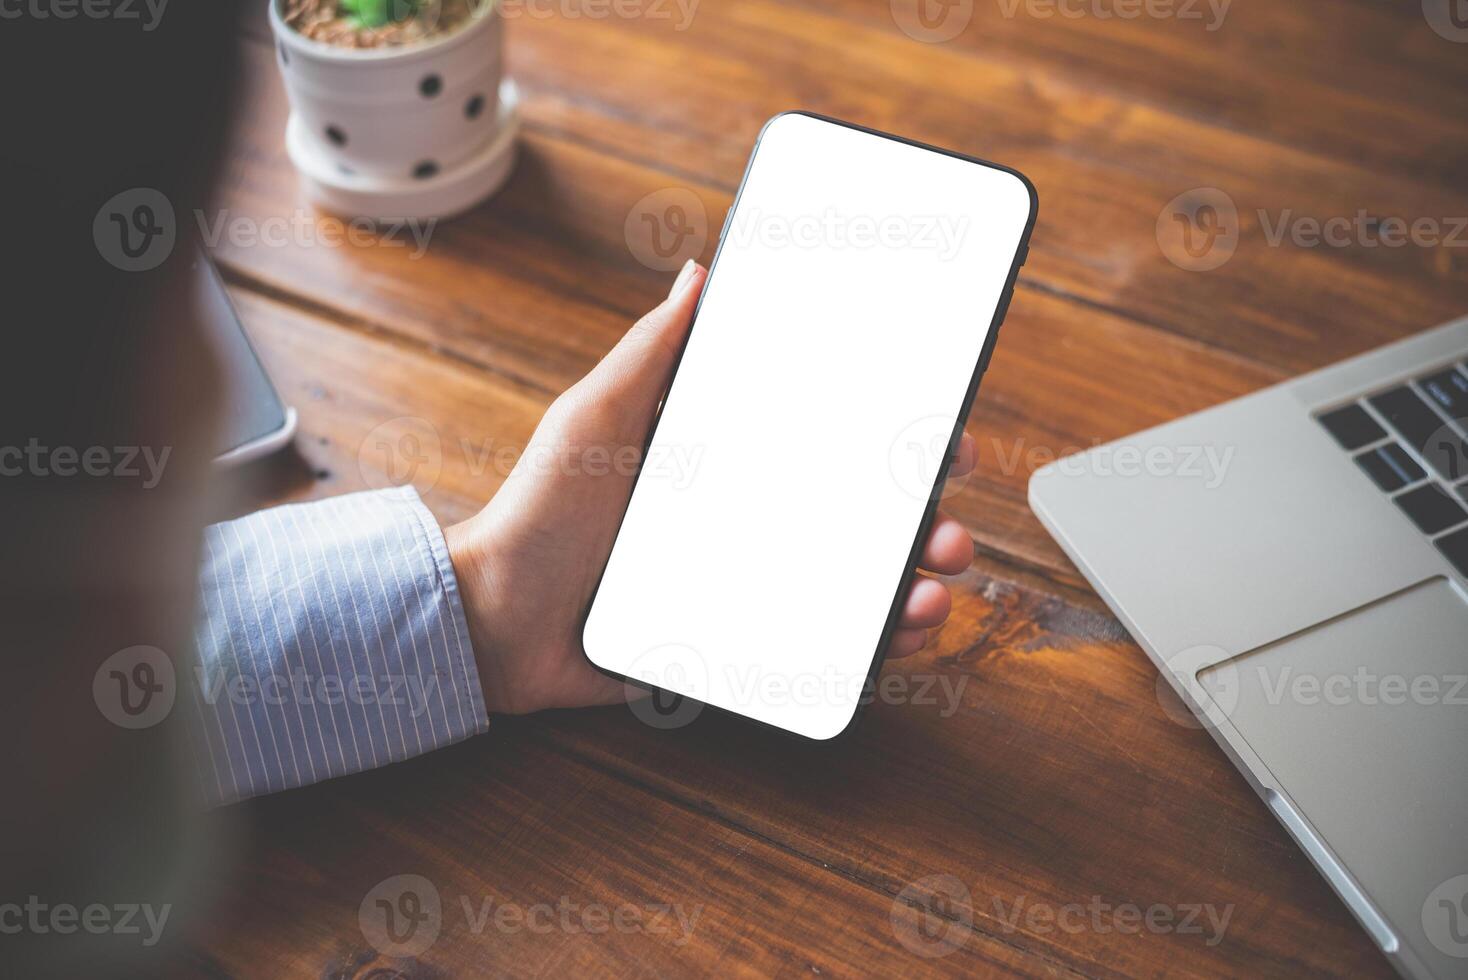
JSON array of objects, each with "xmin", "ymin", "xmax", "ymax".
[{"xmin": 270, "ymin": 0, "xmax": 519, "ymax": 221}]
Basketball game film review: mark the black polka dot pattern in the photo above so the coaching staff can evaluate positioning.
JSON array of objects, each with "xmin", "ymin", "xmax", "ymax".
[
  {"xmin": 412, "ymin": 161, "xmax": 439, "ymax": 180},
  {"xmin": 465, "ymin": 94, "xmax": 485, "ymax": 119},
  {"xmin": 419, "ymin": 74, "xmax": 442, "ymax": 98},
  {"xmin": 325, "ymin": 125, "xmax": 347, "ymax": 147}
]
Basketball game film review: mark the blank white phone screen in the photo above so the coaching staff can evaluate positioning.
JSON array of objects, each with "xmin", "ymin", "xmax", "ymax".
[{"xmin": 583, "ymin": 113, "xmax": 1033, "ymax": 739}]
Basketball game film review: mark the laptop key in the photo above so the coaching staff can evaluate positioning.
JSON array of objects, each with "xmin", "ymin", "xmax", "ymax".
[
  {"xmin": 1317, "ymin": 403, "xmax": 1385, "ymax": 450},
  {"xmin": 1355, "ymin": 443, "xmax": 1426, "ymax": 492},
  {"xmin": 1437, "ymin": 525, "xmax": 1468, "ymax": 578},
  {"xmin": 1368, "ymin": 385, "xmax": 1468, "ymax": 480},
  {"xmin": 1419, "ymin": 367, "xmax": 1468, "ymax": 417},
  {"xmin": 1394, "ymin": 484, "xmax": 1468, "ymax": 535}
]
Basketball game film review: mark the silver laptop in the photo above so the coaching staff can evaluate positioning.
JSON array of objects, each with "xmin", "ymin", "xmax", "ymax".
[{"xmin": 1029, "ymin": 316, "xmax": 1468, "ymax": 980}]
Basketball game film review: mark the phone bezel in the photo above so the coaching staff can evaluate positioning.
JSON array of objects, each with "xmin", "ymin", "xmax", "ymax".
[{"xmin": 579, "ymin": 110, "xmax": 1039, "ymax": 741}]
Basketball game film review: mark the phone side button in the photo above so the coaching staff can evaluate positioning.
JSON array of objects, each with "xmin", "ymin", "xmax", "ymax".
[
  {"xmin": 993, "ymin": 284, "xmax": 1015, "ymax": 327},
  {"xmin": 978, "ymin": 289, "xmax": 1013, "ymax": 368}
]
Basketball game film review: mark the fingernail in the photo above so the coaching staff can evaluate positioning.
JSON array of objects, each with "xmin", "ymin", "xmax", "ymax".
[{"xmin": 667, "ymin": 259, "xmax": 696, "ymax": 299}]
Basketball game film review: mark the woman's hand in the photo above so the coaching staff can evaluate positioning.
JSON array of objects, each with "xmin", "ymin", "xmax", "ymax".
[{"xmin": 445, "ymin": 260, "xmax": 976, "ymax": 715}]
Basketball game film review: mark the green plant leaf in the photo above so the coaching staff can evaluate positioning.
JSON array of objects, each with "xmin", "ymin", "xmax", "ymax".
[{"xmin": 339, "ymin": 0, "xmax": 419, "ymax": 28}]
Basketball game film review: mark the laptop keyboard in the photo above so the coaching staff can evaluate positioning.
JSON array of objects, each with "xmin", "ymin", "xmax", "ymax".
[{"xmin": 1316, "ymin": 360, "xmax": 1468, "ymax": 579}]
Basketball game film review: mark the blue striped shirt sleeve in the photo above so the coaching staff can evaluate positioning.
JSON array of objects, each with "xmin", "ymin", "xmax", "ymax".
[{"xmin": 188, "ymin": 487, "xmax": 490, "ymax": 807}]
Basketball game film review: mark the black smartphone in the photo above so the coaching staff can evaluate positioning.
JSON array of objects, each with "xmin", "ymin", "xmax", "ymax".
[{"xmin": 584, "ymin": 112, "xmax": 1037, "ymax": 739}]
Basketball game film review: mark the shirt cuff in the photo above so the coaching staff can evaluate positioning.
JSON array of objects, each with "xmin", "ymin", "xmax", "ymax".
[{"xmin": 190, "ymin": 487, "xmax": 490, "ymax": 807}]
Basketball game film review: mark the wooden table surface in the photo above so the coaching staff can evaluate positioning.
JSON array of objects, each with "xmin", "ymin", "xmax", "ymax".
[{"xmin": 192, "ymin": 2, "xmax": 1466, "ymax": 976}]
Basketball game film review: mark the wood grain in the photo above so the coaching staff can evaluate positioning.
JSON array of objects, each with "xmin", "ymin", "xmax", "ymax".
[
  {"xmin": 223, "ymin": 11, "xmax": 1468, "ymax": 378},
  {"xmin": 191, "ymin": 1, "xmax": 1467, "ymax": 974},
  {"xmin": 196, "ymin": 292, "xmax": 1388, "ymax": 977}
]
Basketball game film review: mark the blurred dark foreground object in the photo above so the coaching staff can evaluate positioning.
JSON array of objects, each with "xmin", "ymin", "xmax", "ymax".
[{"xmin": 0, "ymin": 3, "xmax": 245, "ymax": 976}]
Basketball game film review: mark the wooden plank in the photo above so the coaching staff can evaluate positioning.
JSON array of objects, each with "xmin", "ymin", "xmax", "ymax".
[
  {"xmin": 241, "ymin": 0, "xmax": 1468, "ymax": 189},
  {"xmin": 221, "ymin": 24, "xmax": 1467, "ymax": 391},
  {"xmin": 800, "ymin": 0, "xmax": 1468, "ymax": 188},
  {"xmin": 224, "ymin": 286, "xmax": 1389, "ymax": 977},
  {"xmin": 187, "ymin": 733, "xmax": 1071, "ymax": 978},
  {"xmin": 229, "ymin": 253, "xmax": 1285, "ymax": 585}
]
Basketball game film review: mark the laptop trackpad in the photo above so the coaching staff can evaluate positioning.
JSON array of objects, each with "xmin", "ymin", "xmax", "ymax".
[{"xmin": 1199, "ymin": 578, "xmax": 1468, "ymax": 972}]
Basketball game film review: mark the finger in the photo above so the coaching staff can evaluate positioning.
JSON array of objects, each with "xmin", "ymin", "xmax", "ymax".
[
  {"xmin": 588, "ymin": 260, "xmax": 706, "ymax": 411},
  {"xmin": 918, "ymin": 514, "xmax": 974, "ymax": 575},
  {"xmin": 947, "ymin": 432, "xmax": 977, "ymax": 481},
  {"xmin": 899, "ymin": 576, "xmax": 952, "ymax": 628},
  {"xmin": 886, "ymin": 628, "xmax": 928, "ymax": 659}
]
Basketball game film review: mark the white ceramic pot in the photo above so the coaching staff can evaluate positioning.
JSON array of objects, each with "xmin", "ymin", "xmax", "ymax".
[{"xmin": 270, "ymin": 0, "xmax": 515, "ymax": 219}]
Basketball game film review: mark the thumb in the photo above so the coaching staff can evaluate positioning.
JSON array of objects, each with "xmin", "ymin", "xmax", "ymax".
[{"xmin": 588, "ymin": 260, "xmax": 706, "ymax": 413}]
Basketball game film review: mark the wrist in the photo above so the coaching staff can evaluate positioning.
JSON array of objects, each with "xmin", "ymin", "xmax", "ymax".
[{"xmin": 443, "ymin": 517, "xmax": 515, "ymax": 715}]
